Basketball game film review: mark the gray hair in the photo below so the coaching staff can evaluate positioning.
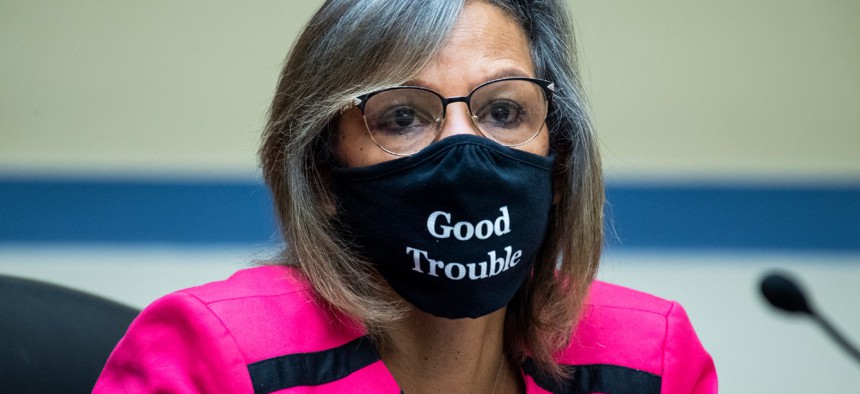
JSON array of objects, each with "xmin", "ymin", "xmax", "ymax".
[{"xmin": 260, "ymin": 0, "xmax": 603, "ymax": 380}]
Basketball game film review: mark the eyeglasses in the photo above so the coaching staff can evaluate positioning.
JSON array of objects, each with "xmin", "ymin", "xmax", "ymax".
[{"xmin": 344, "ymin": 77, "xmax": 554, "ymax": 156}]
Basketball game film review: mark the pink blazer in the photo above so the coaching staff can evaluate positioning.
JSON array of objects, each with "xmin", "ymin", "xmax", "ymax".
[{"xmin": 94, "ymin": 265, "xmax": 717, "ymax": 393}]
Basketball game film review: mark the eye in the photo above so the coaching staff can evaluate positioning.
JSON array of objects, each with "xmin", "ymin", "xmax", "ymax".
[
  {"xmin": 490, "ymin": 103, "xmax": 513, "ymax": 122},
  {"xmin": 393, "ymin": 108, "xmax": 417, "ymax": 127},
  {"xmin": 476, "ymin": 100, "xmax": 525, "ymax": 128},
  {"xmin": 372, "ymin": 105, "xmax": 436, "ymax": 135}
]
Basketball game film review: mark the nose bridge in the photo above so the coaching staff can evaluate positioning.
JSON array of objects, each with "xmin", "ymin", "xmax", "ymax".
[{"xmin": 438, "ymin": 95, "xmax": 480, "ymax": 139}]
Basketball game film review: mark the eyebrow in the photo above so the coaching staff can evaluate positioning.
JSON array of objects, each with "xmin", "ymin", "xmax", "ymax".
[{"xmin": 404, "ymin": 67, "xmax": 534, "ymax": 91}]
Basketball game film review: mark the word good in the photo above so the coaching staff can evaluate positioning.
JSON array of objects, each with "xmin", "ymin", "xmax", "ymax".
[{"xmin": 427, "ymin": 206, "xmax": 511, "ymax": 241}]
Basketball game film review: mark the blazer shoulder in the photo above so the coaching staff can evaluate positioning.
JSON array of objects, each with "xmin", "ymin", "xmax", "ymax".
[
  {"xmin": 153, "ymin": 265, "xmax": 363, "ymax": 363},
  {"xmin": 586, "ymin": 280, "xmax": 676, "ymax": 315},
  {"xmin": 180, "ymin": 264, "xmax": 313, "ymax": 304},
  {"xmin": 554, "ymin": 281, "xmax": 717, "ymax": 393},
  {"xmin": 97, "ymin": 265, "xmax": 372, "ymax": 393},
  {"xmin": 559, "ymin": 281, "xmax": 690, "ymax": 375}
]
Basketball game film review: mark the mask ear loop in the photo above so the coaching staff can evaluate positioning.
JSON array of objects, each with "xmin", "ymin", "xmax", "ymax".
[{"xmin": 308, "ymin": 116, "xmax": 345, "ymax": 219}]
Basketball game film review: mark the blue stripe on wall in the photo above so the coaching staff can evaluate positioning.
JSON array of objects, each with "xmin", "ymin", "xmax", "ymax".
[
  {"xmin": 605, "ymin": 184, "xmax": 859, "ymax": 251},
  {"xmin": 0, "ymin": 178, "xmax": 278, "ymax": 244},
  {"xmin": 1, "ymin": 178, "xmax": 858, "ymax": 251}
]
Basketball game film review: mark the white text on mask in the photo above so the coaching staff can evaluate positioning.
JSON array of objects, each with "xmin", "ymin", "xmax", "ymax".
[{"xmin": 426, "ymin": 206, "xmax": 510, "ymax": 241}]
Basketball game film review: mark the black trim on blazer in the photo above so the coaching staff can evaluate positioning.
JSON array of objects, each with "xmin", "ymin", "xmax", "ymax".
[
  {"xmin": 247, "ymin": 338, "xmax": 661, "ymax": 394},
  {"xmin": 522, "ymin": 358, "xmax": 662, "ymax": 394},
  {"xmin": 247, "ymin": 336, "xmax": 380, "ymax": 394}
]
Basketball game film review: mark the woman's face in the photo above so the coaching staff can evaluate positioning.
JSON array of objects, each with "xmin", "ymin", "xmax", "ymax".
[{"xmin": 336, "ymin": 1, "xmax": 550, "ymax": 167}]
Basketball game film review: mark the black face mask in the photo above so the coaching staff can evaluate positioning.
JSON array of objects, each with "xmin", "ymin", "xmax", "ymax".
[{"xmin": 331, "ymin": 135, "xmax": 555, "ymax": 319}]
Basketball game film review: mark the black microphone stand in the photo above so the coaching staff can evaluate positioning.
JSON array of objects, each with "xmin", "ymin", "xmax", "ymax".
[{"xmin": 760, "ymin": 272, "xmax": 860, "ymax": 365}]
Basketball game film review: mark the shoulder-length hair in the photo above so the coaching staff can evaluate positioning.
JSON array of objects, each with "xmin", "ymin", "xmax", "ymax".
[{"xmin": 260, "ymin": 0, "xmax": 603, "ymax": 379}]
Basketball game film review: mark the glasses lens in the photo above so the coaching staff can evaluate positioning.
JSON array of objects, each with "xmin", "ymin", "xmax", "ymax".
[
  {"xmin": 362, "ymin": 88, "xmax": 443, "ymax": 155},
  {"xmin": 469, "ymin": 79, "xmax": 548, "ymax": 146}
]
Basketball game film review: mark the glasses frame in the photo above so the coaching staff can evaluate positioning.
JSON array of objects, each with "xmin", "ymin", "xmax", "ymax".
[{"xmin": 345, "ymin": 77, "xmax": 555, "ymax": 156}]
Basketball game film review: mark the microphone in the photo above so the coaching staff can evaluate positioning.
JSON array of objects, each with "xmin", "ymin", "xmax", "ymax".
[{"xmin": 760, "ymin": 272, "xmax": 860, "ymax": 365}]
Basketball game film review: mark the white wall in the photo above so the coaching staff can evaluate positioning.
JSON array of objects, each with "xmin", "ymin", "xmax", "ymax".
[{"xmin": 3, "ymin": 1, "xmax": 858, "ymax": 178}]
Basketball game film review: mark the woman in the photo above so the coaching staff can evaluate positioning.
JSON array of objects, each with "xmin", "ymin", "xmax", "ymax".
[{"xmin": 95, "ymin": 0, "xmax": 717, "ymax": 393}]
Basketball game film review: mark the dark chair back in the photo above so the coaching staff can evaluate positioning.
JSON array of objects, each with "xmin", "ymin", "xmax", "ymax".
[{"xmin": 0, "ymin": 275, "xmax": 139, "ymax": 393}]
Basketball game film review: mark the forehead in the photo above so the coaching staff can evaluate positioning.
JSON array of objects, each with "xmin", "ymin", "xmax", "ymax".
[{"xmin": 408, "ymin": 1, "xmax": 534, "ymax": 92}]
